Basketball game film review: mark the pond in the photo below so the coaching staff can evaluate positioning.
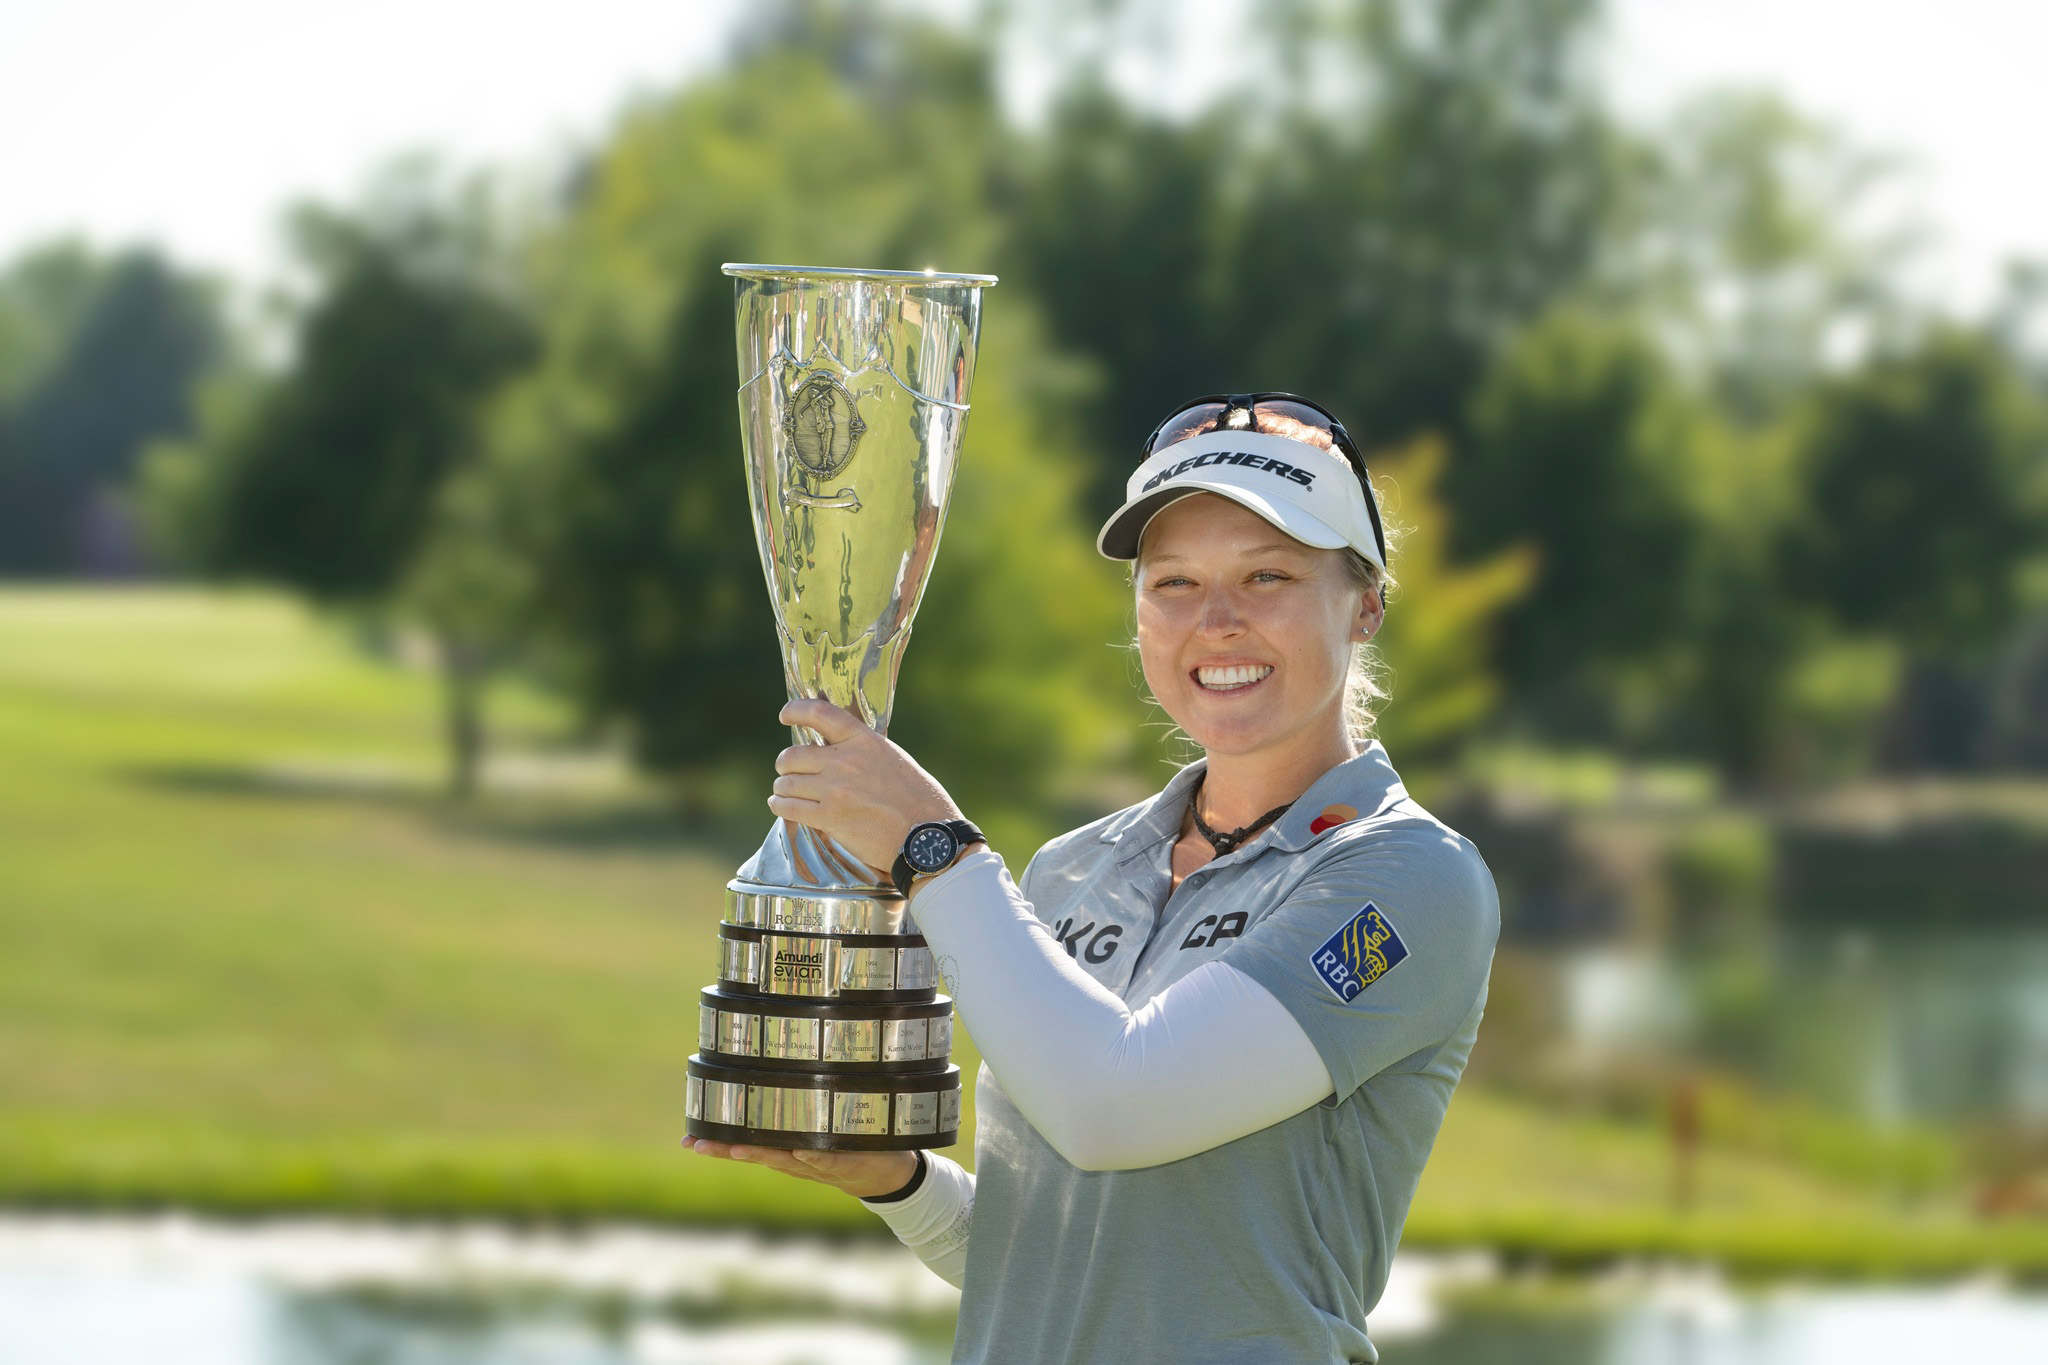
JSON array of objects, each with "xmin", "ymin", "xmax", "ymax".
[
  {"xmin": 1555, "ymin": 928, "xmax": 2048, "ymax": 1124},
  {"xmin": 1, "ymin": 1216, "xmax": 2042, "ymax": 1363}
]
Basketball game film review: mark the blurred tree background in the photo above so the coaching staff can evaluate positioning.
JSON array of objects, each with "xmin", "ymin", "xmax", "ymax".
[
  {"xmin": 3, "ymin": 0, "xmax": 2046, "ymax": 1256},
  {"xmin": 0, "ymin": 243, "xmax": 228, "ymax": 577},
  {"xmin": 0, "ymin": 0, "xmax": 2023, "ymax": 808}
]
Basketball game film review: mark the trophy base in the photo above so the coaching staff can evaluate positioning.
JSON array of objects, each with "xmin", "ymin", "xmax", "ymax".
[
  {"xmin": 684, "ymin": 1117, "xmax": 960, "ymax": 1153},
  {"xmin": 693, "ymin": 848, "xmax": 960, "ymax": 1153},
  {"xmin": 686, "ymin": 1057, "xmax": 962, "ymax": 1152}
]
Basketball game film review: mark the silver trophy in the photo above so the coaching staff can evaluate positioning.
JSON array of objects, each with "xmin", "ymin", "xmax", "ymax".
[{"xmin": 684, "ymin": 264, "xmax": 995, "ymax": 1151}]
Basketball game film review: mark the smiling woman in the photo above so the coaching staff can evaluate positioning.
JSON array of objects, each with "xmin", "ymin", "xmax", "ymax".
[
  {"xmin": 1136, "ymin": 499, "xmax": 1373, "ymax": 770},
  {"xmin": 684, "ymin": 393, "xmax": 1499, "ymax": 1365}
]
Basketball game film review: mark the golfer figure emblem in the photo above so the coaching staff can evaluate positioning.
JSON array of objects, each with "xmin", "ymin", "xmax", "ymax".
[{"xmin": 785, "ymin": 370, "xmax": 866, "ymax": 476}]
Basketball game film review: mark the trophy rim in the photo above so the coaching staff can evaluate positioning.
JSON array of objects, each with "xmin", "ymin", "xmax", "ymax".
[{"xmin": 722, "ymin": 261, "xmax": 998, "ymax": 287}]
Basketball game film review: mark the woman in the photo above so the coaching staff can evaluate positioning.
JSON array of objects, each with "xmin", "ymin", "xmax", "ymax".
[{"xmin": 685, "ymin": 393, "xmax": 1499, "ymax": 1364}]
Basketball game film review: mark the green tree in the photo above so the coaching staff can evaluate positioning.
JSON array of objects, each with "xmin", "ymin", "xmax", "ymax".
[
  {"xmin": 149, "ymin": 178, "xmax": 537, "ymax": 796},
  {"xmin": 0, "ymin": 239, "xmax": 115, "ymax": 406},
  {"xmin": 0, "ymin": 247, "xmax": 226, "ymax": 575},
  {"xmin": 1782, "ymin": 329, "xmax": 2048, "ymax": 768},
  {"xmin": 1009, "ymin": 0, "xmax": 1625, "ymax": 516},
  {"xmin": 489, "ymin": 6, "xmax": 1131, "ymax": 812},
  {"xmin": 1367, "ymin": 437, "xmax": 1535, "ymax": 773},
  {"xmin": 1615, "ymin": 90, "xmax": 1914, "ymax": 423},
  {"xmin": 1456, "ymin": 308, "xmax": 1708, "ymax": 735},
  {"xmin": 1786, "ymin": 329, "xmax": 2046, "ymax": 654}
]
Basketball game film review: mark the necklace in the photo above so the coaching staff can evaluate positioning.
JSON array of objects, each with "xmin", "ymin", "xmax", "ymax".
[{"xmin": 1187, "ymin": 773, "xmax": 1295, "ymax": 856}]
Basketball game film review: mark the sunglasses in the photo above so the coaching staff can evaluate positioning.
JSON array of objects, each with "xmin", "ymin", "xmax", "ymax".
[{"xmin": 1143, "ymin": 392, "xmax": 1388, "ymax": 570}]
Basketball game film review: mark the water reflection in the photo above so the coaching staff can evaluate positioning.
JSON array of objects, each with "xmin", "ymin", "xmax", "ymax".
[
  {"xmin": 1555, "ymin": 930, "xmax": 2048, "ymax": 1125},
  {"xmin": 0, "ymin": 1218, "xmax": 2042, "ymax": 1364},
  {"xmin": 0, "ymin": 1274, "xmax": 951, "ymax": 1363},
  {"xmin": 1380, "ymin": 1270, "xmax": 2048, "ymax": 1362},
  {"xmin": 0, "ymin": 1216, "xmax": 956, "ymax": 1365},
  {"xmin": 274, "ymin": 1289, "xmax": 948, "ymax": 1364},
  {"xmin": 1600, "ymin": 1280, "xmax": 2048, "ymax": 1364}
]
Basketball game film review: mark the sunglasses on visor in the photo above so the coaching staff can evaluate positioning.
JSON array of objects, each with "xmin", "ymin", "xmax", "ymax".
[{"xmin": 1142, "ymin": 392, "xmax": 1388, "ymax": 570}]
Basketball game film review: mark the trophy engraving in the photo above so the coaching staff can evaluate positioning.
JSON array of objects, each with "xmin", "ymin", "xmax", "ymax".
[
  {"xmin": 685, "ymin": 263, "xmax": 995, "ymax": 1151},
  {"xmin": 785, "ymin": 370, "xmax": 867, "ymax": 475}
]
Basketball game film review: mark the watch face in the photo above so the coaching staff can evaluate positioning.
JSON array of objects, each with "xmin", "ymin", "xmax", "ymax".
[{"xmin": 905, "ymin": 823, "xmax": 959, "ymax": 874}]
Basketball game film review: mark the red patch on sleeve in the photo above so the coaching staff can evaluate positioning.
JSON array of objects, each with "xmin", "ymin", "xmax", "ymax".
[{"xmin": 1308, "ymin": 803, "xmax": 1359, "ymax": 835}]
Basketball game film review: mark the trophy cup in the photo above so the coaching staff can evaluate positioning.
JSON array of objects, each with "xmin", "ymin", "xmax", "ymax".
[{"xmin": 684, "ymin": 264, "xmax": 995, "ymax": 1151}]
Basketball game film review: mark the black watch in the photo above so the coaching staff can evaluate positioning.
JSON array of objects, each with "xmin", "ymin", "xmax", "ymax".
[{"xmin": 892, "ymin": 819, "xmax": 985, "ymax": 897}]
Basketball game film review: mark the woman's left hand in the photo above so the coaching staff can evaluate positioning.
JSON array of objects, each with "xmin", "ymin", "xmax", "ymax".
[{"xmin": 769, "ymin": 699, "xmax": 965, "ymax": 872}]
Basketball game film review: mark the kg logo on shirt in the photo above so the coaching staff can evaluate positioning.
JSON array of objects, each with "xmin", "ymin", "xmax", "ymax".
[{"xmin": 1309, "ymin": 903, "xmax": 1409, "ymax": 1003}]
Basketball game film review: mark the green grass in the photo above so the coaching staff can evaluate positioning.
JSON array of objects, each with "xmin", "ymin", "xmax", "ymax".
[
  {"xmin": 0, "ymin": 588, "xmax": 2039, "ymax": 1279},
  {"xmin": 1410, "ymin": 1088, "xmax": 2048, "ymax": 1283},
  {"xmin": 0, "ymin": 588, "xmax": 932, "ymax": 1231}
]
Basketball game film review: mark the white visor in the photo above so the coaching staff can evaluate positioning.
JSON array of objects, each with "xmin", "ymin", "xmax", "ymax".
[{"xmin": 1096, "ymin": 429, "xmax": 1384, "ymax": 572}]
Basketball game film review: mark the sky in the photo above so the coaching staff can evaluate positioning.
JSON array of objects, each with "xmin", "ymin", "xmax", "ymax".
[
  {"xmin": 1, "ymin": 0, "xmax": 2042, "ymax": 314},
  {"xmin": 1604, "ymin": 0, "xmax": 2048, "ymax": 314}
]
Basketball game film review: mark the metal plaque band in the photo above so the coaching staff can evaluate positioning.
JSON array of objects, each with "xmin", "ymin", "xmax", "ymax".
[
  {"xmin": 726, "ymin": 881, "xmax": 913, "ymax": 936},
  {"xmin": 696, "ymin": 988, "xmax": 955, "ymax": 1072},
  {"xmin": 686, "ymin": 1057, "xmax": 963, "ymax": 1152},
  {"xmin": 716, "ymin": 924, "xmax": 938, "ymax": 1001}
]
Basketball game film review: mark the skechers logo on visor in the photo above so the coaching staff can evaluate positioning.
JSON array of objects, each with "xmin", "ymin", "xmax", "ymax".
[
  {"xmin": 1310, "ymin": 902, "xmax": 1409, "ymax": 1003},
  {"xmin": 1141, "ymin": 450, "xmax": 1317, "ymax": 493}
]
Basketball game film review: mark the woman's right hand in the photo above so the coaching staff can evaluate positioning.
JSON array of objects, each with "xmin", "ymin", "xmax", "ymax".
[{"xmin": 682, "ymin": 1135, "xmax": 919, "ymax": 1201}]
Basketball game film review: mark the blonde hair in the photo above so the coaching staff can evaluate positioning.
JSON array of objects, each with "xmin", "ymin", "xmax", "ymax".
[
  {"xmin": 1258, "ymin": 419, "xmax": 1400, "ymax": 741},
  {"xmin": 1338, "ymin": 546, "xmax": 1395, "ymax": 743}
]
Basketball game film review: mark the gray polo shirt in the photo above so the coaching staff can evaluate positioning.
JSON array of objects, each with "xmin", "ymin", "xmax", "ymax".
[{"xmin": 951, "ymin": 743, "xmax": 1498, "ymax": 1365}]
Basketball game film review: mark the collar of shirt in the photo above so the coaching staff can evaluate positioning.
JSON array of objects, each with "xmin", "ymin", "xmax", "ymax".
[{"xmin": 1096, "ymin": 743, "xmax": 1409, "ymax": 867}]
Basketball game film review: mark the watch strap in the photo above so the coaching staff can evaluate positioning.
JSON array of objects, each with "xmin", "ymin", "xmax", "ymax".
[{"xmin": 891, "ymin": 819, "xmax": 984, "ymax": 897}]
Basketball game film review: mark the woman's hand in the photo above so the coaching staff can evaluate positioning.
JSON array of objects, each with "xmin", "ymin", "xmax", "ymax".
[
  {"xmin": 681, "ymin": 1135, "xmax": 919, "ymax": 1200},
  {"xmin": 768, "ymin": 699, "xmax": 964, "ymax": 872}
]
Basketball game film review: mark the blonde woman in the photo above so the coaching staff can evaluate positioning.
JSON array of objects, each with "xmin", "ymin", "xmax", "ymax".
[{"xmin": 687, "ymin": 393, "xmax": 1499, "ymax": 1365}]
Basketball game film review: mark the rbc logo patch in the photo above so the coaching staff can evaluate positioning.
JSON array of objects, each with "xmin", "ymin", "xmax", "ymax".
[{"xmin": 1310, "ymin": 903, "xmax": 1409, "ymax": 1003}]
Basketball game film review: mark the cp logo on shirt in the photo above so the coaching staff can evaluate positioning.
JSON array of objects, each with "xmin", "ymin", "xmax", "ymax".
[{"xmin": 1310, "ymin": 903, "xmax": 1409, "ymax": 1003}]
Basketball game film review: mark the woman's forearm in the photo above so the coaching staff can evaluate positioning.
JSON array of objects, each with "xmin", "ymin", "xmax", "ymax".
[{"xmin": 908, "ymin": 851, "xmax": 1331, "ymax": 1170}]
